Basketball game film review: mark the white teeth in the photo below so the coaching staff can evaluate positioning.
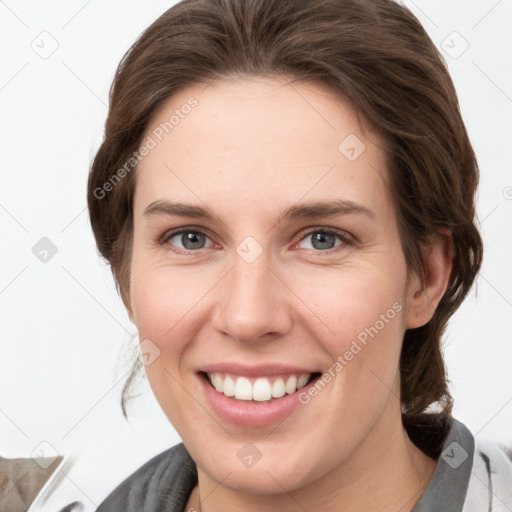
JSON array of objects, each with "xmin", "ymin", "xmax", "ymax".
[
  {"xmin": 207, "ymin": 372, "xmax": 312, "ymax": 401},
  {"xmin": 234, "ymin": 377, "xmax": 253, "ymax": 400},
  {"xmin": 212, "ymin": 373, "xmax": 224, "ymax": 392},
  {"xmin": 285, "ymin": 375, "xmax": 297, "ymax": 394},
  {"xmin": 271, "ymin": 378, "xmax": 285, "ymax": 398},
  {"xmin": 297, "ymin": 374, "xmax": 309, "ymax": 389},
  {"xmin": 253, "ymin": 378, "xmax": 272, "ymax": 401},
  {"xmin": 223, "ymin": 375, "xmax": 235, "ymax": 397}
]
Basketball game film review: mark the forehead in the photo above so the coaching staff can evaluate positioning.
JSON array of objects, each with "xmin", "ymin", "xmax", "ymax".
[{"xmin": 134, "ymin": 76, "xmax": 391, "ymax": 221}]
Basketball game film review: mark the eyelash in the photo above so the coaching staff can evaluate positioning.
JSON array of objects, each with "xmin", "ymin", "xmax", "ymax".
[{"xmin": 157, "ymin": 226, "xmax": 354, "ymax": 256}]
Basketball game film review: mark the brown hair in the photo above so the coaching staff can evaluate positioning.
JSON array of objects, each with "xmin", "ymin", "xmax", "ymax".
[{"xmin": 87, "ymin": 0, "xmax": 483, "ymax": 450}]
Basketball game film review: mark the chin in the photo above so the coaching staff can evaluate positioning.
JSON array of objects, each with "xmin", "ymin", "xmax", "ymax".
[
  {"xmin": 195, "ymin": 441, "xmax": 328, "ymax": 496},
  {"xmin": 208, "ymin": 462, "xmax": 312, "ymax": 495}
]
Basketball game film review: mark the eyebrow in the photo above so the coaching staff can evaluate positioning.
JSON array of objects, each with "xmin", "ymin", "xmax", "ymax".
[{"xmin": 143, "ymin": 198, "xmax": 376, "ymax": 223}]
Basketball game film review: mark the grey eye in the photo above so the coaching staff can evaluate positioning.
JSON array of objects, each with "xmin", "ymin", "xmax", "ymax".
[
  {"xmin": 170, "ymin": 231, "xmax": 208, "ymax": 250},
  {"xmin": 298, "ymin": 231, "xmax": 344, "ymax": 251}
]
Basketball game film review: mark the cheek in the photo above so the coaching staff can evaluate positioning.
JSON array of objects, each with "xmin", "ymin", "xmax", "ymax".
[
  {"xmin": 287, "ymin": 260, "xmax": 406, "ymax": 348},
  {"xmin": 288, "ymin": 262, "xmax": 406, "ymax": 412},
  {"xmin": 130, "ymin": 253, "xmax": 217, "ymax": 343},
  {"xmin": 128, "ymin": 259, "xmax": 214, "ymax": 426}
]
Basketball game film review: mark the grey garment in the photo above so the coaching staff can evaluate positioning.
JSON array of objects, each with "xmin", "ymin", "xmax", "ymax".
[
  {"xmin": 412, "ymin": 418, "xmax": 474, "ymax": 511},
  {"xmin": 95, "ymin": 445, "xmax": 197, "ymax": 512},
  {"xmin": 96, "ymin": 417, "xmax": 474, "ymax": 512}
]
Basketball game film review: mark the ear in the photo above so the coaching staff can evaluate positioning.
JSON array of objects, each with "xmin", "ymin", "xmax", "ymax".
[{"xmin": 405, "ymin": 228, "xmax": 454, "ymax": 329}]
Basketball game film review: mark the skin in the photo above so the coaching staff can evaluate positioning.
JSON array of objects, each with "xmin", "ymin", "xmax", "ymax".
[{"xmin": 126, "ymin": 76, "xmax": 453, "ymax": 511}]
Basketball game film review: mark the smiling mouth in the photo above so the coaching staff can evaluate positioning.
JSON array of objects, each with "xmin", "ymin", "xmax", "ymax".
[{"xmin": 199, "ymin": 371, "xmax": 322, "ymax": 403}]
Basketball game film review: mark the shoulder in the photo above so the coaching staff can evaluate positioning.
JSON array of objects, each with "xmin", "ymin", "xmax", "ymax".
[
  {"xmin": 463, "ymin": 437, "xmax": 512, "ymax": 511},
  {"xmin": 96, "ymin": 443, "xmax": 197, "ymax": 512}
]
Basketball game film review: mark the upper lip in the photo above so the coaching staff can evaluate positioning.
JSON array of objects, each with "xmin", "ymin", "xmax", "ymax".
[{"xmin": 199, "ymin": 363, "xmax": 319, "ymax": 377}]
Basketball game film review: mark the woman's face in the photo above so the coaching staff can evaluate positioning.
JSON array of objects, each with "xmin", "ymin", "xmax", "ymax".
[{"xmin": 128, "ymin": 76, "xmax": 422, "ymax": 493}]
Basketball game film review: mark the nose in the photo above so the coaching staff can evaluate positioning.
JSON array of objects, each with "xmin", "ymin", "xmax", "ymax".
[{"xmin": 211, "ymin": 250, "xmax": 293, "ymax": 344}]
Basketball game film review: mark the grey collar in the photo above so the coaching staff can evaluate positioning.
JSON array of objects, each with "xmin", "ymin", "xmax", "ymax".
[{"xmin": 412, "ymin": 417, "xmax": 475, "ymax": 511}]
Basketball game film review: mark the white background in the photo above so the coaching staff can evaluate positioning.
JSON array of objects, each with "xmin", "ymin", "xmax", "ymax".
[{"xmin": 1, "ymin": 0, "xmax": 511, "ymax": 482}]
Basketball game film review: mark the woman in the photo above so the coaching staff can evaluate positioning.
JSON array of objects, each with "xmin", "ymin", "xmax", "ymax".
[{"xmin": 86, "ymin": 0, "xmax": 511, "ymax": 510}]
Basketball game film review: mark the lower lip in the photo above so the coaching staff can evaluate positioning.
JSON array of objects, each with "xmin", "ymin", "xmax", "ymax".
[{"xmin": 197, "ymin": 373, "xmax": 319, "ymax": 427}]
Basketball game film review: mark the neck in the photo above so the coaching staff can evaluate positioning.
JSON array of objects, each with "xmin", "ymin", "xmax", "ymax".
[{"xmin": 187, "ymin": 409, "xmax": 438, "ymax": 512}]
